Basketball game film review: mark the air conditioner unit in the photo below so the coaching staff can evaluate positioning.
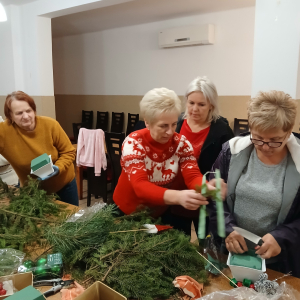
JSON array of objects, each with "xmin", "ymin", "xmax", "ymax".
[{"xmin": 159, "ymin": 24, "xmax": 214, "ymax": 48}]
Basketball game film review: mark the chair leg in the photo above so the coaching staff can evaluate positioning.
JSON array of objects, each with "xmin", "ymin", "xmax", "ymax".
[{"xmin": 87, "ymin": 168, "xmax": 92, "ymax": 207}]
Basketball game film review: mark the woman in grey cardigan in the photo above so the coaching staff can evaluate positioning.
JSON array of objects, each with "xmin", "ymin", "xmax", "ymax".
[{"xmin": 210, "ymin": 90, "xmax": 300, "ymax": 277}]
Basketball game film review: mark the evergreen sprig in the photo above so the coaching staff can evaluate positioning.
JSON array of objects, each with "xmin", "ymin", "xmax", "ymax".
[
  {"xmin": 46, "ymin": 206, "xmax": 208, "ymax": 300},
  {"xmin": 0, "ymin": 177, "xmax": 68, "ymax": 251}
]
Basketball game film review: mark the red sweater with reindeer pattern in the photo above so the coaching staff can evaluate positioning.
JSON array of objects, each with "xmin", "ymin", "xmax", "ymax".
[{"xmin": 113, "ymin": 128, "xmax": 204, "ymax": 215}]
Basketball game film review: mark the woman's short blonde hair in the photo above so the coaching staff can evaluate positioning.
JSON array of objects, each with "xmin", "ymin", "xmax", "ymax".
[
  {"xmin": 184, "ymin": 76, "xmax": 220, "ymax": 122},
  {"xmin": 140, "ymin": 88, "xmax": 181, "ymax": 124},
  {"xmin": 248, "ymin": 90, "xmax": 297, "ymax": 132}
]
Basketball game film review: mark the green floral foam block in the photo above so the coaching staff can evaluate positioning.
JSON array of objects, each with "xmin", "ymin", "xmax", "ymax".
[
  {"xmin": 230, "ymin": 250, "xmax": 262, "ymax": 270},
  {"xmin": 31, "ymin": 153, "xmax": 50, "ymax": 171}
]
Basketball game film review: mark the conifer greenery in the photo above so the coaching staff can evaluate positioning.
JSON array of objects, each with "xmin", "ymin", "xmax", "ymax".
[
  {"xmin": 0, "ymin": 177, "xmax": 67, "ymax": 250},
  {"xmin": 45, "ymin": 207, "xmax": 208, "ymax": 300},
  {"xmin": 0, "ymin": 178, "xmax": 208, "ymax": 299}
]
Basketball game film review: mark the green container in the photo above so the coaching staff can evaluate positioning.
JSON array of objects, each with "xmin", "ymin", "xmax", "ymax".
[
  {"xmin": 31, "ymin": 153, "xmax": 50, "ymax": 171},
  {"xmin": 6, "ymin": 285, "xmax": 45, "ymax": 300}
]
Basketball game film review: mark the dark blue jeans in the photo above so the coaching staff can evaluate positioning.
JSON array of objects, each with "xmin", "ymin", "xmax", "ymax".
[{"xmin": 56, "ymin": 178, "xmax": 79, "ymax": 206}]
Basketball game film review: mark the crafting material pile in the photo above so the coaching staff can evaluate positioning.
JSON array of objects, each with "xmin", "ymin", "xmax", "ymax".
[
  {"xmin": 45, "ymin": 206, "xmax": 208, "ymax": 300},
  {"xmin": 0, "ymin": 177, "xmax": 67, "ymax": 251},
  {"xmin": 0, "ymin": 178, "xmax": 208, "ymax": 300}
]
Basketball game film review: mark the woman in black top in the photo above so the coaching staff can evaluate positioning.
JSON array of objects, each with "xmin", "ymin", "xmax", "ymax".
[{"xmin": 162, "ymin": 76, "xmax": 233, "ymax": 236}]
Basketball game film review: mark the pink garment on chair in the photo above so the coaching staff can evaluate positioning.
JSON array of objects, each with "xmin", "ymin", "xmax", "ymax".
[{"xmin": 76, "ymin": 128, "xmax": 107, "ymax": 176}]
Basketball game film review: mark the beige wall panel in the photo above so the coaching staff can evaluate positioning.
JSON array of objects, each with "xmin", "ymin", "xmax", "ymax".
[
  {"xmin": 218, "ymin": 96, "xmax": 250, "ymax": 129},
  {"xmin": 55, "ymin": 95, "xmax": 300, "ymax": 136},
  {"xmin": 0, "ymin": 96, "xmax": 5, "ymax": 118},
  {"xmin": 33, "ymin": 96, "xmax": 56, "ymax": 120}
]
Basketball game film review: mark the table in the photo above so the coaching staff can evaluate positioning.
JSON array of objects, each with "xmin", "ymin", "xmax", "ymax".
[{"xmin": 38, "ymin": 267, "xmax": 300, "ymax": 299}]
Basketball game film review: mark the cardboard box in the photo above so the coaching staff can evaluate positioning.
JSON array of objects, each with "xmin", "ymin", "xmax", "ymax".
[
  {"xmin": 30, "ymin": 154, "xmax": 54, "ymax": 179},
  {"xmin": 227, "ymin": 252, "xmax": 266, "ymax": 282},
  {"xmin": 76, "ymin": 281, "xmax": 127, "ymax": 300},
  {"xmin": 0, "ymin": 272, "xmax": 33, "ymax": 300},
  {"xmin": 6, "ymin": 286, "xmax": 45, "ymax": 300}
]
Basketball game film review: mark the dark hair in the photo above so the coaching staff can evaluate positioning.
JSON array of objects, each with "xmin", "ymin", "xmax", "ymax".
[{"xmin": 4, "ymin": 91, "xmax": 36, "ymax": 124}]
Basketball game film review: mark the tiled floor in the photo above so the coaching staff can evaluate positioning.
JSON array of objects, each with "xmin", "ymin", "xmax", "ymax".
[{"xmin": 79, "ymin": 179, "xmax": 198, "ymax": 243}]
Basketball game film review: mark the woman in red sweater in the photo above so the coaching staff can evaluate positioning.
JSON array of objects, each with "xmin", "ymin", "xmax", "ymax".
[{"xmin": 113, "ymin": 88, "xmax": 226, "ymax": 217}]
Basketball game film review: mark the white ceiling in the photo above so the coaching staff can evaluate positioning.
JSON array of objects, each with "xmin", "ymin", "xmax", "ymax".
[
  {"xmin": 1, "ymin": 0, "xmax": 41, "ymax": 5},
  {"xmin": 52, "ymin": 0, "xmax": 255, "ymax": 38}
]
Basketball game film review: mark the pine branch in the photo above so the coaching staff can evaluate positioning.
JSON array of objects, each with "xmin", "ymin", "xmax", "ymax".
[{"xmin": 0, "ymin": 208, "xmax": 58, "ymax": 223}]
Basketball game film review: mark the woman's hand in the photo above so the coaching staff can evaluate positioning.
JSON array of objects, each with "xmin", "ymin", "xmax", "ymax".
[
  {"xmin": 177, "ymin": 190, "xmax": 209, "ymax": 210},
  {"xmin": 225, "ymin": 230, "xmax": 248, "ymax": 253},
  {"xmin": 207, "ymin": 178, "xmax": 227, "ymax": 200},
  {"xmin": 255, "ymin": 233, "xmax": 281, "ymax": 259},
  {"xmin": 163, "ymin": 189, "xmax": 208, "ymax": 210},
  {"xmin": 38, "ymin": 165, "xmax": 59, "ymax": 181}
]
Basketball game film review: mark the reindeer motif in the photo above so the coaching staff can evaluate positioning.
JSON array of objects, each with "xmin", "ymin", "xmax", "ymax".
[
  {"xmin": 161, "ymin": 161, "xmax": 175, "ymax": 181},
  {"xmin": 147, "ymin": 161, "xmax": 156, "ymax": 180},
  {"xmin": 132, "ymin": 142, "xmax": 142, "ymax": 155}
]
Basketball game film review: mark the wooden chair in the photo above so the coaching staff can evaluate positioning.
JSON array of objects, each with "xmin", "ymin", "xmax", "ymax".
[
  {"xmin": 96, "ymin": 111, "xmax": 109, "ymax": 132},
  {"xmin": 86, "ymin": 167, "xmax": 108, "ymax": 206},
  {"xmin": 126, "ymin": 113, "xmax": 139, "ymax": 136},
  {"xmin": 133, "ymin": 120, "xmax": 146, "ymax": 131},
  {"xmin": 105, "ymin": 132, "xmax": 125, "ymax": 191},
  {"xmin": 72, "ymin": 122, "xmax": 90, "ymax": 143},
  {"xmin": 110, "ymin": 112, "xmax": 124, "ymax": 133},
  {"xmin": 233, "ymin": 118, "xmax": 249, "ymax": 136},
  {"xmin": 82, "ymin": 110, "xmax": 93, "ymax": 129}
]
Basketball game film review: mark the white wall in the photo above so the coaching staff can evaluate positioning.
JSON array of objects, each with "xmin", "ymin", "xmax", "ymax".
[
  {"xmin": 0, "ymin": 0, "xmax": 134, "ymax": 97},
  {"xmin": 53, "ymin": 6, "xmax": 255, "ymax": 96},
  {"xmin": 0, "ymin": 6, "xmax": 15, "ymax": 94},
  {"xmin": 252, "ymin": 0, "xmax": 300, "ymax": 98}
]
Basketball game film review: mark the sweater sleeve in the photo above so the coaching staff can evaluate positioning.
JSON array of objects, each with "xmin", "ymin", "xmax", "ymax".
[
  {"xmin": 52, "ymin": 121, "xmax": 76, "ymax": 173},
  {"xmin": 121, "ymin": 136, "xmax": 166, "ymax": 206},
  {"xmin": 0, "ymin": 122, "xmax": 5, "ymax": 154},
  {"xmin": 177, "ymin": 136, "xmax": 203, "ymax": 189}
]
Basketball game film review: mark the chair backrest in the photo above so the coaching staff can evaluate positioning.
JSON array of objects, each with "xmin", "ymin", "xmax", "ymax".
[
  {"xmin": 133, "ymin": 120, "xmax": 146, "ymax": 131},
  {"xmin": 233, "ymin": 118, "xmax": 249, "ymax": 136},
  {"xmin": 111, "ymin": 112, "xmax": 124, "ymax": 133},
  {"xmin": 73, "ymin": 122, "xmax": 89, "ymax": 143},
  {"xmin": 126, "ymin": 113, "xmax": 139, "ymax": 136},
  {"xmin": 105, "ymin": 132, "xmax": 125, "ymax": 190},
  {"xmin": 82, "ymin": 110, "xmax": 93, "ymax": 129},
  {"xmin": 96, "ymin": 111, "xmax": 109, "ymax": 132}
]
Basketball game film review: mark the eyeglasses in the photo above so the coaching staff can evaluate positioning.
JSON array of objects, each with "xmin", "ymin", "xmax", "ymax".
[{"xmin": 250, "ymin": 133, "xmax": 288, "ymax": 148}]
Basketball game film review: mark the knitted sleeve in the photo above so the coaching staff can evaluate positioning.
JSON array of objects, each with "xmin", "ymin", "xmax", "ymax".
[
  {"xmin": 52, "ymin": 120, "xmax": 76, "ymax": 173},
  {"xmin": 0, "ymin": 122, "xmax": 5, "ymax": 154},
  {"xmin": 121, "ymin": 136, "xmax": 166, "ymax": 205},
  {"xmin": 177, "ymin": 136, "xmax": 203, "ymax": 189}
]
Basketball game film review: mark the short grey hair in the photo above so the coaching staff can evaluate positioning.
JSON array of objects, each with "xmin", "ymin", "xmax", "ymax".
[
  {"xmin": 140, "ymin": 88, "xmax": 182, "ymax": 124},
  {"xmin": 184, "ymin": 76, "xmax": 220, "ymax": 122}
]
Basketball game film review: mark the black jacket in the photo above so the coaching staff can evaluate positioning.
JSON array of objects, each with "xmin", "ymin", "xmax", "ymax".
[{"xmin": 176, "ymin": 116, "xmax": 234, "ymax": 175}]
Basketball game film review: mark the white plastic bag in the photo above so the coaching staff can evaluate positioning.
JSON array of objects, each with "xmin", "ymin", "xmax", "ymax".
[
  {"xmin": 198, "ymin": 283, "xmax": 300, "ymax": 300},
  {"xmin": 66, "ymin": 202, "xmax": 106, "ymax": 223}
]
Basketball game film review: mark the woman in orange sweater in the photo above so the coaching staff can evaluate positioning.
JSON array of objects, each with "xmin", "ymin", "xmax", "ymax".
[
  {"xmin": 0, "ymin": 91, "xmax": 78, "ymax": 205},
  {"xmin": 113, "ymin": 88, "xmax": 227, "ymax": 219}
]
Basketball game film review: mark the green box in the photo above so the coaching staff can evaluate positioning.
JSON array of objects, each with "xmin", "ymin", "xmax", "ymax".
[
  {"xmin": 31, "ymin": 154, "xmax": 50, "ymax": 172},
  {"xmin": 6, "ymin": 285, "xmax": 45, "ymax": 300},
  {"xmin": 47, "ymin": 253, "xmax": 62, "ymax": 267}
]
